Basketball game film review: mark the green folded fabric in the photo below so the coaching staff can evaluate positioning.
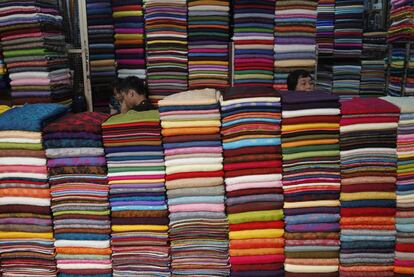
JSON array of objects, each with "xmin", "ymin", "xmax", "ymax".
[
  {"xmin": 103, "ymin": 110, "xmax": 160, "ymax": 126},
  {"xmin": 0, "ymin": 142, "xmax": 42, "ymax": 150},
  {"xmin": 228, "ymin": 210, "xmax": 283, "ymax": 224}
]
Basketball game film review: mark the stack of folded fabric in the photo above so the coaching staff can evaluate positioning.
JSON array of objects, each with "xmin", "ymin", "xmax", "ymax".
[
  {"xmin": 86, "ymin": 0, "xmax": 116, "ymax": 112},
  {"xmin": 316, "ymin": 0, "xmax": 335, "ymax": 55},
  {"xmin": 232, "ymin": 0, "xmax": 275, "ymax": 87},
  {"xmin": 159, "ymin": 89, "xmax": 229, "ymax": 276},
  {"xmin": 0, "ymin": 103, "xmax": 67, "ymax": 276},
  {"xmin": 221, "ymin": 87, "xmax": 284, "ymax": 277},
  {"xmin": 381, "ymin": 97, "xmax": 414, "ymax": 277},
  {"xmin": 360, "ymin": 60, "xmax": 386, "ymax": 96},
  {"xmin": 332, "ymin": 63, "xmax": 361, "ymax": 97},
  {"xmin": 281, "ymin": 91, "xmax": 341, "ymax": 277},
  {"xmin": 406, "ymin": 49, "xmax": 414, "ymax": 96},
  {"xmin": 316, "ymin": 63, "xmax": 333, "ymax": 93},
  {"xmin": 187, "ymin": 0, "xmax": 230, "ymax": 89},
  {"xmin": 334, "ymin": 0, "xmax": 364, "ymax": 57},
  {"xmin": 388, "ymin": 45, "xmax": 406, "ymax": 96},
  {"xmin": 274, "ymin": 0, "xmax": 317, "ymax": 91},
  {"xmin": 102, "ymin": 109, "xmax": 170, "ymax": 276},
  {"xmin": 112, "ymin": 0, "xmax": 146, "ymax": 80},
  {"xmin": 0, "ymin": 1, "xmax": 72, "ymax": 106},
  {"xmin": 388, "ymin": 0, "xmax": 414, "ymax": 43},
  {"xmin": 43, "ymin": 112, "xmax": 112, "ymax": 277},
  {"xmin": 339, "ymin": 98, "xmax": 399, "ymax": 277},
  {"xmin": 360, "ymin": 32, "xmax": 387, "ymax": 97},
  {"xmin": 0, "ymin": 51, "xmax": 8, "ymax": 94},
  {"xmin": 144, "ymin": 0, "xmax": 188, "ymax": 102}
]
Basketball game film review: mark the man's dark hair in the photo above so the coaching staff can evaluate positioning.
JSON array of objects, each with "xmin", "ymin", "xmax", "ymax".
[
  {"xmin": 119, "ymin": 76, "xmax": 148, "ymax": 98},
  {"xmin": 111, "ymin": 77, "xmax": 123, "ymax": 93},
  {"xmin": 287, "ymin": 70, "xmax": 313, "ymax": 91}
]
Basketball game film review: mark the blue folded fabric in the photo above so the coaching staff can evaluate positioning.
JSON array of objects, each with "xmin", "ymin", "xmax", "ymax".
[
  {"xmin": 55, "ymin": 233, "xmax": 110, "ymax": 240},
  {"xmin": 0, "ymin": 104, "xmax": 67, "ymax": 131},
  {"xmin": 223, "ymin": 138, "xmax": 280, "ymax": 150}
]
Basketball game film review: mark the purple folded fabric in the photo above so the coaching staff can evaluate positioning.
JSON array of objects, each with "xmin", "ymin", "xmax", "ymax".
[{"xmin": 47, "ymin": 156, "xmax": 106, "ymax": 167}]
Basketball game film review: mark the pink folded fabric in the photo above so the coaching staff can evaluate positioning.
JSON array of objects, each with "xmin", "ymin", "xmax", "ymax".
[
  {"xmin": 165, "ymin": 147, "xmax": 222, "ymax": 156},
  {"xmin": 168, "ymin": 203, "xmax": 225, "ymax": 213},
  {"xmin": 226, "ymin": 181, "xmax": 283, "ymax": 192}
]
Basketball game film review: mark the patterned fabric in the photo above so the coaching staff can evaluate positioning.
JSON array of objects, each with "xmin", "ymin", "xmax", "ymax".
[{"xmin": 43, "ymin": 112, "xmax": 110, "ymax": 134}]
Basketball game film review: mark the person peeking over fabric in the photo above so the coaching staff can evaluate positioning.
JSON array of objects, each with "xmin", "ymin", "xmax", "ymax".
[
  {"xmin": 118, "ymin": 76, "xmax": 155, "ymax": 113},
  {"xmin": 109, "ymin": 78, "xmax": 123, "ymax": 115},
  {"xmin": 287, "ymin": 70, "xmax": 315, "ymax": 91}
]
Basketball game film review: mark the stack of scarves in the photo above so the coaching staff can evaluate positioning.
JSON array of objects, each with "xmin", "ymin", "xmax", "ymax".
[
  {"xmin": 221, "ymin": 87, "xmax": 285, "ymax": 277},
  {"xmin": 332, "ymin": 63, "xmax": 361, "ymax": 97},
  {"xmin": 281, "ymin": 91, "xmax": 341, "ymax": 277},
  {"xmin": 232, "ymin": 0, "xmax": 275, "ymax": 87},
  {"xmin": 274, "ymin": 0, "xmax": 317, "ymax": 91},
  {"xmin": 112, "ymin": 0, "xmax": 146, "ymax": 80},
  {"xmin": 43, "ymin": 112, "xmax": 112, "ymax": 277},
  {"xmin": 159, "ymin": 89, "xmax": 230, "ymax": 276},
  {"xmin": 316, "ymin": 0, "xmax": 335, "ymax": 55},
  {"xmin": 387, "ymin": 0, "xmax": 414, "ymax": 43},
  {"xmin": 333, "ymin": 0, "xmax": 364, "ymax": 57},
  {"xmin": 86, "ymin": 0, "xmax": 116, "ymax": 112},
  {"xmin": 407, "ymin": 49, "xmax": 414, "ymax": 96},
  {"xmin": 0, "ymin": 103, "xmax": 67, "ymax": 276},
  {"xmin": 316, "ymin": 63, "xmax": 333, "ymax": 93},
  {"xmin": 388, "ymin": 45, "xmax": 406, "ymax": 96},
  {"xmin": 0, "ymin": 51, "xmax": 8, "ymax": 93},
  {"xmin": 0, "ymin": 1, "xmax": 72, "ymax": 106},
  {"xmin": 382, "ymin": 97, "xmax": 414, "ymax": 277},
  {"xmin": 144, "ymin": 0, "xmax": 188, "ymax": 103},
  {"xmin": 339, "ymin": 98, "xmax": 399, "ymax": 277},
  {"xmin": 102, "ymin": 110, "xmax": 170, "ymax": 276},
  {"xmin": 359, "ymin": 32, "xmax": 387, "ymax": 97},
  {"xmin": 187, "ymin": 0, "xmax": 230, "ymax": 89}
]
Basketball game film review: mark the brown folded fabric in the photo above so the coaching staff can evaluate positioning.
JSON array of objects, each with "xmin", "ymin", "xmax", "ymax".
[
  {"xmin": 49, "ymin": 166, "xmax": 106, "ymax": 175},
  {"xmin": 111, "ymin": 210, "xmax": 168, "ymax": 218},
  {"xmin": 0, "ymin": 224, "xmax": 52, "ymax": 232},
  {"xmin": 53, "ymin": 214, "xmax": 109, "ymax": 221},
  {"xmin": 0, "ymin": 149, "xmax": 45, "ymax": 158},
  {"xmin": 111, "ymin": 217, "xmax": 169, "ymax": 225},
  {"xmin": 227, "ymin": 188, "xmax": 283, "ymax": 198},
  {"xmin": 227, "ymin": 202, "xmax": 283, "ymax": 214},
  {"xmin": 224, "ymin": 154, "xmax": 281, "ymax": 163},
  {"xmin": 0, "ymin": 205, "xmax": 51, "ymax": 215},
  {"xmin": 284, "ymin": 232, "xmax": 340, "ymax": 240},
  {"xmin": 285, "ymin": 251, "xmax": 339, "ymax": 259}
]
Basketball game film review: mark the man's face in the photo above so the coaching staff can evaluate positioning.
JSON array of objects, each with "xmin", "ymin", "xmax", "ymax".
[{"xmin": 296, "ymin": 76, "xmax": 314, "ymax": 91}]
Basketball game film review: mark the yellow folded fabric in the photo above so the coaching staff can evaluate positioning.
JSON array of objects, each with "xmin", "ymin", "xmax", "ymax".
[
  {"xmin": 0, "ymin": 105, "xmax": 10, "ymax": 115},
  {"xmin": 274, "ymin": 59, "xmax": 316, "ymax": 67},
  {"xmin": 161, "ymin": 120, "xmax": 220, "ymax": 128},
  {"xmin": 230, "ymin": 247, "xmax": 284, "ymax": 256},
  {"xmin": 340, "ymin": 192, "xmax": 396, "ymax": 201},
  {"xmin": 282, "ymin": 123, "xmax": 339, "ymax": 132},
  {"xmin": 113, "ymin": 11, "xmax": 142, "ymax": 17},
  {"xmin": 115, "ymin": 34, "xmax": 143, "ymax": 40},
  {"xmin": 0, "ymin": 232, "xmax": 53, "ymax": 239},
  {"xmin": 112, "ymin": 225, "xmax": 168, "ymax": 232},
  {"xmin": 229, "ymin": 229, "xmax": 284, "ymax": 240},
  {"xmin": 284, "ymin": 200, "xmax": 340, "ymax": 209},
  {"xmin": 228, "ymin": 210, "xmax": 283, "ymax": 224},
  {"xmin": 189, "ymin": 61, "xmax": 228, "ymax": 66}
]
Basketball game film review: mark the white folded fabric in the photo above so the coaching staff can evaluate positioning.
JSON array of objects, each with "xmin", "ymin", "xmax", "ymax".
[
  {"xmin": 285, "ymin": 264, "xmax": 338, "ymax": 273},
  {"xmin": 0, "ymin": 197, "xmax": 50, "ymax": 206},
  {"xmin": 0, "ymin": 157, "xmax": 46, "ymax": 166},
  {"xmin": 282, "ymin": 108, "xmax": 340, "ymax": 118},
  {"xmin": 165, "ymin": 157, "xmax": 223, "ymax": 167},
  {"xmin": 225, "ymin": 174, "xmax": 282, "ymax": 185},
  {"xmin": 54, "ymin": 240, "xmax": 110, "ymax": 248},
  {"xmin": 221, "ymin": 97, "xmax": 280, "ymax": 106},
  {"xmin": 340, "ymin": 122, "xmax": 398, "ymax": 133},
  {"xmin": 166, "ymin": 164, "xmax": 222, "ymax": 175}
]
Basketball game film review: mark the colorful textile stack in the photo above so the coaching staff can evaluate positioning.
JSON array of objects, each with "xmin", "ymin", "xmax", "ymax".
[
  {"xmin": 360, "ymin": 60, "xmax": 386, "ymax": 96},
  {"xmin": 87, "ymin": 0, "xmax": 116, "ymax": 112},
  {"xmin": 0, "ymin": 104, "xmax": 67, "ymax": 276},
  {"xmin": 316, "ymin": 0, "xmax": 335, "ymax": 55},
  {"xmin": 102, "ymin": 110, "xmax": 170, "ymax": 276},
  {"xmin": 232, "ymin": 0, "xmax": 275, "ymax": 87},
  {"xmin": 332, "ymin": 63, "xmax": 361, "ymax": 97},
  {"xmin": 388, "ymin": 0, "xmax": 414, "ymax": 43},
  {"xmin": 281, "ymin": 91, "xmax": 341, "ymax": 276},
  {"xmin": 112, "ymin": 0, "xmax": 146, "ymax": 80},
  {"xmin": 187, "ymin": 0, "xmax": 230, "ymax": 89},
  {"xmin": 382, "ymin": 97, "xmax": 414, "ymax": 277},
  {"xmin": 159, "ymin": 89, "xmax": 229, "ymax": 276},
  {"xmin": 0, "ymin": 1, "xmax": 72, "ymax": 106},
  {"xmin": 334, "ymin": 0, "xmax": 364, "ymax": 57},
  {"xmin": 221, "ymin": 87, "xmax": 284, "ymax": 277},
  {"xmin": 407, "ymin": 48, "xmax": 414, "ymax": 96},
  {"xmin": 0, "ymin": 51, "xmax": 8, "ymax": 94},
  {"xmin": 388, "ymin": 45, "xmax": 406, "ymax": 96},
  {"xmin": 144, "ymin": 0, "xmax": 188, "ymax": 102},
  {"xmin": 316, "ymin": 63, "xmax": 333, "ymax": 93},
  {"xmin": 274, "ymin": 0, "xmax": 317, "ymax": 91},
  {"xmin": 43, "ymin": 112, "xmax": 112, "ymax": 277},
  {"xmin": 339, "ymin": 98, "xmax": 399, "ymax": 277}
]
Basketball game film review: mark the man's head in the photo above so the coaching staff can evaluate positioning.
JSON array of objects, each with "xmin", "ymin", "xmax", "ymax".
[
  {"xmin": 118, "ymin": 76, "xmax": 148, "ymax": 111},
  {"xmin": 287, "ymin": 70, "xmax": 314, "ymax": 91}
]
